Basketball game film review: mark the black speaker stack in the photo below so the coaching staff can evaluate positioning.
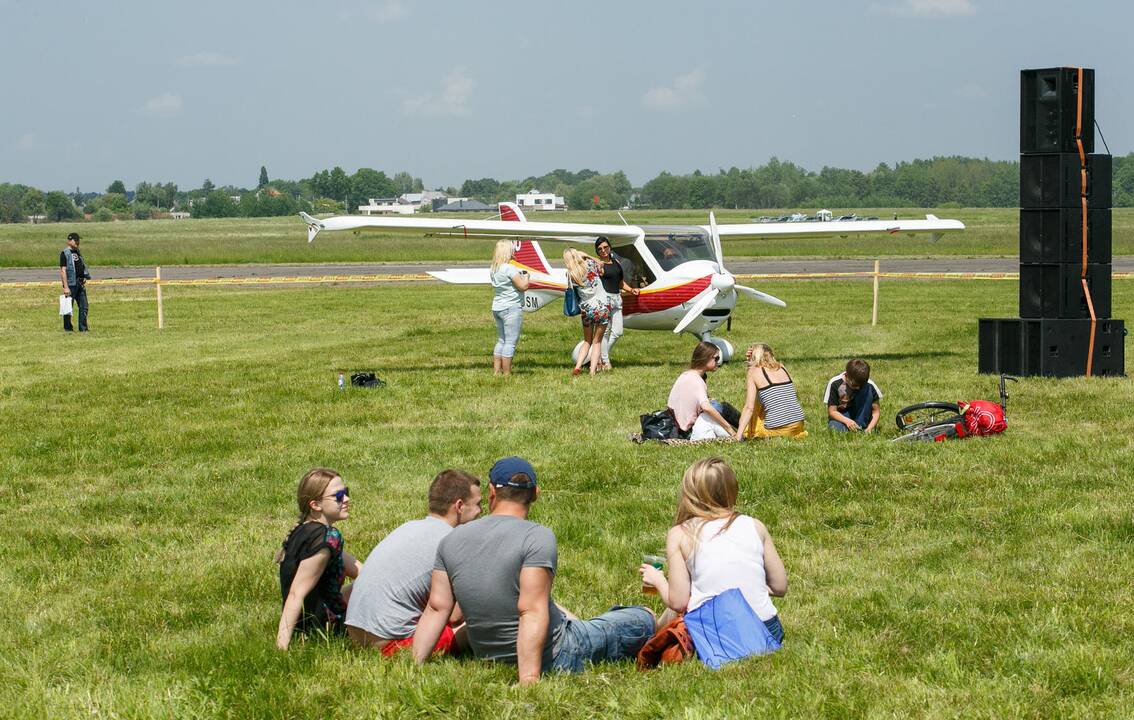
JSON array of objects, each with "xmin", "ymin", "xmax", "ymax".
[{"xmin": 979, "ymin": 67, "xmax": 1125, "ymax": 377}]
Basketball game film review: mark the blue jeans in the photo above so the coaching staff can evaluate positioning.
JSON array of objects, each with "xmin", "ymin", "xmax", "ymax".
[
  {"xmin": 550, "ymin": 605, "xmax": 655, "ymax": 673},
  {"xmin": 492, "ymin": 306, "xmax": 523, "ymax": 358},
  {"xmin": 763, "ymin": 614, "xmax": 784, "ymax": 643},
  {"xmin": 63, "ymin": 284, "xmax": 88, "ymax": 331},
  {"xmin": 829, "ymin": 419, "xmax": 850, "ymax": 432}
]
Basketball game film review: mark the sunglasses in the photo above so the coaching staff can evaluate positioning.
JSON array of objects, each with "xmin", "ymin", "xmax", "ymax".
[
  {"xmin": 714, "ymin": 356, "xmax": 722, "ymax": 364},
  {"xmin": 323, "ymin": 487, "xmax": 350, "ymax": 504}
]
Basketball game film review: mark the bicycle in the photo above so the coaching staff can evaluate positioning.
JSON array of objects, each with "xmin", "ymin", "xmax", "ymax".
[{"xmin": 892, "ymin": 374, "xmax": 1017, "ymax": 442}]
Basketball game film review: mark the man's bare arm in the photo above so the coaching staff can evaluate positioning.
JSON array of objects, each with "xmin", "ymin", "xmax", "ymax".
[{"xmin": 516, "ymin": 566, "xmax": 552, "ymax": 685}]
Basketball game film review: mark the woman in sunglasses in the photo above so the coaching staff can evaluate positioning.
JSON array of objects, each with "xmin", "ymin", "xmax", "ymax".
[
  {"xmin": 667, "ymin": 341, "xmax": 736, "ymax": 441},
  {"xmin": 276, "ymin": 467, "xmax": 360, "ymax": 650}
]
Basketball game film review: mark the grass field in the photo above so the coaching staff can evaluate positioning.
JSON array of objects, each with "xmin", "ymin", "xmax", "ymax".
[
  {"xmin": 3, "ymin": 208, "xmax": 1132, "ymax": 267},
  {"xmin": 1, "ymin": 275, "xmax": 1131, "ymax": 719}
]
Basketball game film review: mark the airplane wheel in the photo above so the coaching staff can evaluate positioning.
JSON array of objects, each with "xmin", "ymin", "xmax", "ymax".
[
  {"xmin": 705, "ymin": 337, "xmax": 734, "ymax": 363},
  {"xmin": 570, "ymin": 341, "xmax": 586, "ymax": 365}
]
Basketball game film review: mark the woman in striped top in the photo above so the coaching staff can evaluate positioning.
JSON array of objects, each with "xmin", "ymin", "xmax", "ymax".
[{"xmin": 734, "ymin": 343, "xmax": 808, "ymax": 440}]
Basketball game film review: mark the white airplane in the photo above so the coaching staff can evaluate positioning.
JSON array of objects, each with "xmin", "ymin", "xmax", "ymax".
[{"xmin": 300, "ymin": 203, "xmax": 964, "ymax": 361}]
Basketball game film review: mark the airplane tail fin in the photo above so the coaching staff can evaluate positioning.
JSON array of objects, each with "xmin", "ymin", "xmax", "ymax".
[
  {"xmin": 300, "ymin": 212, "xmax": 323, "ymax": 243},
  {"xmin": 499, "ymin": 202, "xmax": 527, "ymax": 222},
  {"xmin": 497, "ymin": 202, "xmax": 552, "ymax": 274}
]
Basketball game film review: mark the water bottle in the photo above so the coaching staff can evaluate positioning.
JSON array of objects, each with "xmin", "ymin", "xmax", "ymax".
[{"xmin": 338, "ymin": 372, "xmax": 345, "ymax": 391}]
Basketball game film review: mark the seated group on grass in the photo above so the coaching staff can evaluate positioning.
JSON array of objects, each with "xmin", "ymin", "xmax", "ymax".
[
  {"xmin": 276, "ymin": 457, "xmax": 786, "ymax": 682},
  {"xmin": 666, "ymin": 341, "xmax": 882, "ymax": 440}
]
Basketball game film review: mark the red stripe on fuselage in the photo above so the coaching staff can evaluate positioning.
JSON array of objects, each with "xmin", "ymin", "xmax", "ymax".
[
  {"xmin": 513, "ymin": 242, "xmax": 549, "ymax": 274},
  {"xmin": 622, "ymin": 276, "xmax": 712, "ymax": 316}
]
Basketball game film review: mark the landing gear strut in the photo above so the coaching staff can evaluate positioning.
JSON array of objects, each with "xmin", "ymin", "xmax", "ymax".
[{"xmin": 701, "ymin": 334, "xmax": 734, "ymax": 363}]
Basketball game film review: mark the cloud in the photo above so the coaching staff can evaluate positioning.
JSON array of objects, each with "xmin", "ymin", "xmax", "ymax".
[
  {"xmin": 340, "ymin": 0, "xmax": 408, "ymax": 23},
  {"xmin": 642, "ymin": 69, "xmax": 705, "ymax": 111},
  {"xmin": 177, "ymin": 52, "xmax": 240, "ymax": 67},
  {"xmin": 143, "ymin": 93, "xmax": 184, "ymax": 118},
  {"xmin": 402, "ymin": 67, "xmax": 475, "ymax": 117},
  {"xmin": 16, "ymin": 133, "xmax": 36, "ymax": 151},
  {"xmin": 872, "ymin": 0, "xmax": 976, "ymax": 17},
  {"xmin": 954, "ymin": 83, "xmax": 989, "ymax": 100}
]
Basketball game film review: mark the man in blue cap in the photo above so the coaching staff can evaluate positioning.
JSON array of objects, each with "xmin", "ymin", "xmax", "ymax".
[{"xmin": 414, "ymin": 456, "xmax": 656, "ymax": 684}]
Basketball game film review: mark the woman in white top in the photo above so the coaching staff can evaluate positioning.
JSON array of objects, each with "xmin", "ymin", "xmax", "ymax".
[
  {"xmin": 563, "ymin": 248, "xmax": 612, "ymax": 376},
  {"xmin": 489, "ymin": 240, "xmax": 530, "ymax": 376},
  {"xmin": 640, "ymin": 457, "xmax": 787, "ymax": 643},
  {"xmin": 666, "ymin": 342, "xmax": 735, "ymax": 440}
]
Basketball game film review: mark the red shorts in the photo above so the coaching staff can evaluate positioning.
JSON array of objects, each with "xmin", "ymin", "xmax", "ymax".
[{"xmin": 380, "ymin": 625, "xmax": 456, "ymax": 657}]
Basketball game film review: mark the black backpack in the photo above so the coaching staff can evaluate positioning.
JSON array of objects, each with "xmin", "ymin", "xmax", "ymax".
[{"xmin": 350, "ymin": 372, "xmax": 385, "ymax": 388}]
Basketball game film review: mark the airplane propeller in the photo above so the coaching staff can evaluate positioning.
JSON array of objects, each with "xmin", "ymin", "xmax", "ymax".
[{"xmin": 672, "ymin": 211, "xmax": 786, "ymax": 334}]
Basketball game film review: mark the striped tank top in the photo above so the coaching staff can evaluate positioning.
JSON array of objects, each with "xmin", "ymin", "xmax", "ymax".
[{"xmin": 757, "ymin": 367, "xmax": 805, "ymax": 429}]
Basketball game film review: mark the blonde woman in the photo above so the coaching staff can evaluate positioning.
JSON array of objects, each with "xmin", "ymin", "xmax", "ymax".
[
  {"xmin": 563, "ymin": 248, "xmax": 611, "ymax": 376},
  {"xmin": 734, "ymin": 343, "xmax": 807, "ymax": 440},
  {"xmin": 639, "ymin": 457, "xmax": 787, "ymax": 643},
  {"xmin": 490, "ymin": 240, "xmax": 530, "ymax": 375},
  {"xmin": 276, "ymin": 468, "xmax": 361, "ymax": 650}
]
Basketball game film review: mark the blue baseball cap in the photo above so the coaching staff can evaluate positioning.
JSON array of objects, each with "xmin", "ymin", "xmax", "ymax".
[{"xmin": 489, "ymin": 456, "xmax": 537, "ymax": 489}]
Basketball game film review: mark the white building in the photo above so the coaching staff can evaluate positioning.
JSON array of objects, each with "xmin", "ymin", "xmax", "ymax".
[
  {"xmin": 515, "ymin": 189, "xmax": 566, "ymax": 211},
  {"xmin": 359, "ymin": 190, "xmax": 449, "ymax": 215}
]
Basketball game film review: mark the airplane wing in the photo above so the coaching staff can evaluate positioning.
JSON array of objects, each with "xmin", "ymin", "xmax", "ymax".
[
  {"xmin": 300, "ymin": 212, "xmax": 641, "ymax": 244},
  {"xmin": 711, "ymin": 215, "xmax": 965, "ymax": 241}
]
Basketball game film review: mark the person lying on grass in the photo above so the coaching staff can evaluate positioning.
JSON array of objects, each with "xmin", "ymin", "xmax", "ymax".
[
  {"xmin": 276, "ymin": 468, "xmax": 360, "ymax": 650},
  {"xmin": 413, "ymin": 456, "xmax": 657, "ymax": 684},
  {"xmin": 639, "ymin": 457, "xmax": 788, "ymax": 645},
  {"xmin": 345, "ymin": 469, "xmax": 482, "ymax": 656}
]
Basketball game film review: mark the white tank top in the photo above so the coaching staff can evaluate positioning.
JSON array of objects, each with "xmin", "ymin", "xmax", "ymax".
[{"xmin": 686, "ymin": 515, "xmax": 778, "ymax": 621}]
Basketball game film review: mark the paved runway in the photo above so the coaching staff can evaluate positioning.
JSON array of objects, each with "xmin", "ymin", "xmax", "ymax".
[{"xmin": 6, "ymin": 257, "xmax": 1133, "ymax": 283}]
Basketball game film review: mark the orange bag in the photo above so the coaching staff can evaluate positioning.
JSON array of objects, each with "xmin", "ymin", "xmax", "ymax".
[{"xmin": 636, "ymin": 616, "xmax": 695, "ymax": 670}]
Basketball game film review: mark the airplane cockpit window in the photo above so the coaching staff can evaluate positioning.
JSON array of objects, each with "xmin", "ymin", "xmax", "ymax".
[
  {"xmin": 613, "ymin": 243, "xmax": 655, "ymax": 287},
  {"xmin": 644, "ymin": 232, "xmax": 714, "ymax": 272}
]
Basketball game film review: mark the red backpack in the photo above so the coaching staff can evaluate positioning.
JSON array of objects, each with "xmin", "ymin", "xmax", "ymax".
[{"xmin": 958, "ymin": 400, "xmax": 1007, "ymax": 437}]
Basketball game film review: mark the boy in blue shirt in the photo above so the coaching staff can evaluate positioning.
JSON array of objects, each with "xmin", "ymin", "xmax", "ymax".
[{"xmin": 825, "ymin": 359, "xmax": 882, "ymax": 433}]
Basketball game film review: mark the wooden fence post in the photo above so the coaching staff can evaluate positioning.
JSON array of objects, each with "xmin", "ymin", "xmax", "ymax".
[
  {"xmin": 871, "ymin": 259, "xmax": 880, "ymax": 326},
  {"xmin": 156, "ymin": 266, "xmax": 164, "ymax": 330}
]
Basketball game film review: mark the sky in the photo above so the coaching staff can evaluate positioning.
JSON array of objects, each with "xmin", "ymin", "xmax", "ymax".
[{"xmin": 2, "ymin": 0, "xmax": 1131, "ymax": 193}]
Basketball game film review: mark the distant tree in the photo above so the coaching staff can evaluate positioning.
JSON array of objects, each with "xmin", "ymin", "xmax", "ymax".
[
  {"xmin": 45, "ymin": 191, "xmax": 79, "ymax": 221},
  {"xmin": 460, "ymin": 178, "xmax": 501, "ymax": 202},
  {"xmin": 133, "ymin": 203, "xmax": 155, "ymax": 220},
  {"xmin": 0, "ymin": 183, "xmax": 32, "ymax": 222},
  {"xmin": 107, "ymin": 180, "xmax": 127, "ymax": 195},
  {"xmin": 412, "ymin": 177, "xmax": 424, "ymax": 192},
  {"xmin": 202, "ymin": 178, "xmax": 215, "ymax": 193},
  {"xmin": 21, "ymin": 188, "xmax": 46, "ymax": 219},
  {"xmin": 93, "ymin": 207, "xmax": 114, "ymax": 222},
  {"xmin": 93, "ymin": 192, "xmax": 130, "ymax": 213},
  {"xmin": 192, "ymin": 190, "xmax": 238, "ymax": 218},
  {"xmin": 258, "ymin": 166, "xmax": 269, "ymax": 189},
  {"xmin": 349, "ymin": 168, "xmax": 396, "ymax": 209},
  {"xmin": 392, "ymin": 171, "xmax": 415, "ymax": 194}
]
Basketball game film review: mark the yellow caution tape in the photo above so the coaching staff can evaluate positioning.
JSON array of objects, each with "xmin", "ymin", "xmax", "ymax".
[{"xmin": 2, "ymin": 271, "xmax": 1132, "ymax": 290}]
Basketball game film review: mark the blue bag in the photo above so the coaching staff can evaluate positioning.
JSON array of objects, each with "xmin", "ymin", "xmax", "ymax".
[
  {"xmin": 684, "ymin": 588, "xmax": 781, "ymax": 669},
  {"xmin": 562, "ymin": 281, "xmax": 581, "ymax": 317}
]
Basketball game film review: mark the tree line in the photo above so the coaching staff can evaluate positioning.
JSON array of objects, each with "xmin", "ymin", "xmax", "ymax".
[{"xmin": 3, "ymin": 155, "xmax": 1134, "ymax": 223}]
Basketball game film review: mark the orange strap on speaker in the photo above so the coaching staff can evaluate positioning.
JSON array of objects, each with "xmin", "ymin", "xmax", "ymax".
[{"xmin": 1073, "ymin": 66, "xmax": 1096, "ymax": 376}]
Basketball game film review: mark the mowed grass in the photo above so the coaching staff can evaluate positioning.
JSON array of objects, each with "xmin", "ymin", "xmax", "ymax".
[
  {"xmin": 0, "ymin": 278, "xmax": 1132, "ymax": 719},
  {"xmin": 3, "ymin": 208, "xmax": 1132, "ymax": 267}
]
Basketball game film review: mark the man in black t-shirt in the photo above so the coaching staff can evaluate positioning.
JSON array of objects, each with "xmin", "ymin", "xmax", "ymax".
[{"xmin": 59, "ymin": 232, "xmax": 90, "ymax": 332}]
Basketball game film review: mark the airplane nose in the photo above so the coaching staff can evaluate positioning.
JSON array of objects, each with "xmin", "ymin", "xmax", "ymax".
[{"xmin": 711, "ymin": 273, "xmax": 735, "ymax": 292}]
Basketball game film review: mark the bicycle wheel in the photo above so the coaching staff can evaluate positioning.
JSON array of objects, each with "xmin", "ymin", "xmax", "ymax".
[
  {"xmin": 892, "ymin": 422, "xmax": 962, "ymax": 443},
  {"xmin": 895, "ymin": 402, "xmax": 962, "ymax": 432}
]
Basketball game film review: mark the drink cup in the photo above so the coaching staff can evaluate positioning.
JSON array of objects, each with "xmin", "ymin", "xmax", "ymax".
[{"xmin": 642, "ymin": 554, "xmax": 665, "ymax": 595}]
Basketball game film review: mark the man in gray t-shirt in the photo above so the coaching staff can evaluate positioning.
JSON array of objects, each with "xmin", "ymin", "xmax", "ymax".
[
  {"xmin": 414, "ymin": 457, "xmax": 656, "ymax": 684},
  {"xmin": 345, "ymin": 469, "xmax": 482, "ymax": 652}
]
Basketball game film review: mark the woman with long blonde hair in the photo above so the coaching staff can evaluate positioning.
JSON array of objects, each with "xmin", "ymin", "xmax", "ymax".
[
  {"xmin": 489, "ymin": 240, "xmax": 530, "ymax": 375},
  {"xmin": 734, "ymin": 342, "xmax": 807, "ymax": 440},
  {"xmin": 563, "ymin": 247, "xmax": 611, "ymax": 376},
  {"xmin": 639, "ymin": 457, "xmax": 787, "ymax": 643}
]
